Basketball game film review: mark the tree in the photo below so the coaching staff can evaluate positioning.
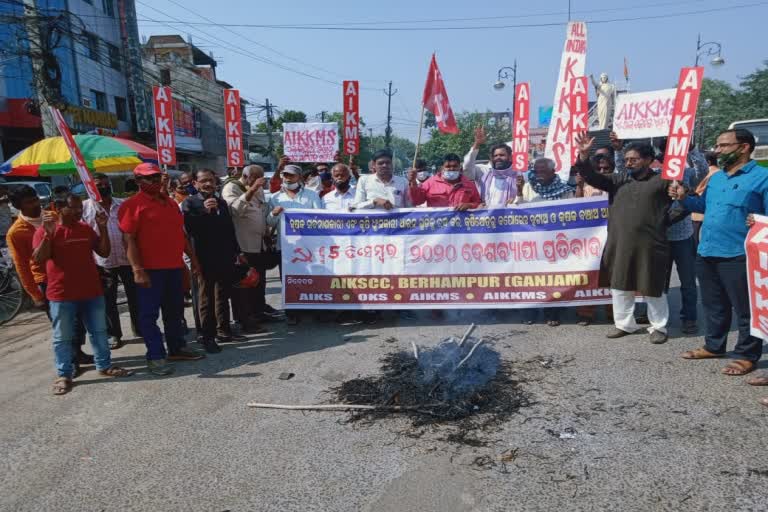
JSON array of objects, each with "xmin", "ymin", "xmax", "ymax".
[
  {"xmin": 696, "ymin": 62, "xmax": 768, "ymax": 146},
  {"xmin": 419, "ymin": 111, "xmax": 512, "ymax": 169},
  {"xmin": 255, "ymin": 109, "xmax": 307, "ymax": 132}
]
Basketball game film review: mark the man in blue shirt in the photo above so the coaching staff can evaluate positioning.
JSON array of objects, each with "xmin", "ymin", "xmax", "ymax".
[{"xmin": 670, "ymin": 129, "xmax": 767, "ymax": 376}]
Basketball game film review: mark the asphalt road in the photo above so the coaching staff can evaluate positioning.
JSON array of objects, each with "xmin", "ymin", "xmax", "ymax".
[{"xmin": 0, "ymin": 274, "xmax": 766, "ymax": 512}]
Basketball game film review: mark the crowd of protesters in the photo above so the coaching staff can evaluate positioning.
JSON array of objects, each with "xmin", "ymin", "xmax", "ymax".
[{"xmin": 3, "ymin": 126, "xmax": 767, "ymax": 406}]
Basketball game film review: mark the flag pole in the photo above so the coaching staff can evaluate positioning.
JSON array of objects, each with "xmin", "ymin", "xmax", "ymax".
[{"xmin": 412, "ymin": 103, "xmax": 426, "ymax": 169}]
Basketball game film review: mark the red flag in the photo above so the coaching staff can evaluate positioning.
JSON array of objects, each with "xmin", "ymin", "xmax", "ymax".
[
  {"xmin": 624, "ymin": 57, "xmax": 630, "ymax": 82},
  {"xmin": 422, "ymin": 54, "xmax": 458, "ymax": 134}
]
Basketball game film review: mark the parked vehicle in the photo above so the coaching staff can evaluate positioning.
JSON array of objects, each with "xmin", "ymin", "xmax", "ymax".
[{"xmin": 728, "ymin": 119, "xmax": 768, "ymax": 166}]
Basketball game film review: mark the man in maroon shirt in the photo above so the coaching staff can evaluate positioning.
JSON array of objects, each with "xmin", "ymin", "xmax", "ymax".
[
  {"xmin": 32, "ymin": 192, "xmax": 133, "ymax": 395},
  {"xmin": 408, "ymin": 153, "xmax": 482, "ymax": 210},
  {"xmin": 118, "ymin": 163, "xmax": 204, "ymax": 376}
]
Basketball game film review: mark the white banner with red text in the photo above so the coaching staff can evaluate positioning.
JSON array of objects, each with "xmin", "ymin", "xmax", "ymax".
[
  {"xmin": 746, "ymin": 214, "xmax": 768, "ymax": 340},
  {"xmin": 280, "ymin": 196, "xmax": 610, "ymax": 309},
  {"xmin": 612, "ymin": 88, "xmax": 676, "ymax": 139}
]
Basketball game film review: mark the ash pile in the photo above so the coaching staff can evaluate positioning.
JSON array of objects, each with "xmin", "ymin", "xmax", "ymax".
[{"xmin": 331, "ymin": 325, "xmax": 532, "ymax": 431}]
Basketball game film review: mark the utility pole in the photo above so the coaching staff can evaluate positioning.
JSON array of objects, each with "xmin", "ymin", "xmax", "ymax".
[
  {"xmin": 265, "ymin": 98, "xmax": 274, "ymax": 156},
  {"xmin": 22, "ymin": 0, "xmax": 58, "ymax": 137},
  {"xmin": 383, "ymin": 81, "xmax": 397, "ymax": 149},
  {"xmin": 320, "ymin": 110, "xmax": 327, "ymax": 122}
]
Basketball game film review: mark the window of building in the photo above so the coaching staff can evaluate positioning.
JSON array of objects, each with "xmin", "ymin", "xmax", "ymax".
[
  {"xmin": 85, "ymin": 33, "xmax": 99, "ymax": 62},
  {"xmin": 91, "ymin": 90, "xmax": 107, "ymax": 111},
  {"xmin": 107, "ymin": 43, "xmax": 121, "ymax": 71},
  {"xmin": 114, "ymin": 96, "xmax": 128, "ymax": 122},
  {"xmin": 102, "ymin": 0, "xmax": 114, "ymax": 16}
]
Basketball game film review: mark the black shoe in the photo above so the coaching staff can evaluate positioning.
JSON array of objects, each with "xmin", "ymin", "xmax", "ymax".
[
  {"xmin": 606, "ymin": 328, "xmax": 634, "ymax": 339},
  {"xmin": 200, "ymin": 338, "xmax": 222, "ymax": 353},
  {"xmin": 635, "ymin": 315, "xmax": 650, "ymax": 325},
  {"xmin": 263, "ymin": 305, "xmax": 281, "ymax": 316},
  {"xmin": 75, "ymin": 351, "xmax": 94, "ymax": 365}
]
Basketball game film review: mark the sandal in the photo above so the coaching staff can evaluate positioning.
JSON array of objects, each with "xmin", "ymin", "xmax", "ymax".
[
  {"xmin": 721, "ymin": 360, "xmax": 756, "ymax": 376},
  {"xmin": 98, "ymin": 366, "xmax": 134, "ymax": 378},
  {"xmin": 759, "ymin": 397, "xmax": 768, "ymax": 408},
  {"xmin": 747, "ymin": 375, "xmax": 768, "ymax": 386},
  {"xmin": 547, "ymin": 320, "xmax": 561, "ymax": 327},
  {"xmin": 577, "ymin": 318, "xmax": 591, "ymax": 327},
  {"xmin": 681, "ymin": 347, "xmax": 724, "ymax": 360},
  {"xmin": 52, "ymin": 377, "xmax": 72, "ymax": 395}
]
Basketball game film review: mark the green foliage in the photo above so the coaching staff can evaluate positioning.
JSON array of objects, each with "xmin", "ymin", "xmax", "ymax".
[
  {"xmin": 697, "ymin": 62, "xmax": 768, "ymax": 146},
  {"xmin": 418, "ymin": 112, "xmax": 512, "ymax": 169},
  {"xmin": 255, "ymin": 109, "xmax": 308, "ymax": 132}
]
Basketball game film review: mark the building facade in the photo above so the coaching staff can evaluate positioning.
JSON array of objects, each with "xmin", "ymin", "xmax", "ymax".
[{"xmin": 0, "ymin": 0, "xmax": 147, "ymax": 160}]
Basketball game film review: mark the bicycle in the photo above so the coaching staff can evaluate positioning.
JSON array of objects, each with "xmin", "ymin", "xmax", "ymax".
[{"xmin": 0, "ymin": 246, "xmax": 25, "ymax": 325}]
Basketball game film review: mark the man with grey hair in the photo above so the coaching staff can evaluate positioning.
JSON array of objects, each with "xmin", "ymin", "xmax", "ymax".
[
  {"xmin": 322, "ymin": 163, "xmax": 356, "ymax": 211},
  {"xmin": 222, "ymin": 164, "xmax": 279, "ymax": 323},
  {"xmin": 513, "ymin": 157, "xmax": 575, "ymax": 328}
]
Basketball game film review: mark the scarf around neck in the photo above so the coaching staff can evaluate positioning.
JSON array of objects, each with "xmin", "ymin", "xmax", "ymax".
[
  {"xmin": 480, "ymin": 165, "xmax": 517, "ymax": 205},
  {"xmin": 527, "ymin": 170, "xmax": 574, "ymax": 200}
]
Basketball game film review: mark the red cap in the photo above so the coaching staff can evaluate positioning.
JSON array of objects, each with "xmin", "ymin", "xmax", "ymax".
[{"xmin": 134, "ymin": 163, "xmax": 162, "ymax": 176}]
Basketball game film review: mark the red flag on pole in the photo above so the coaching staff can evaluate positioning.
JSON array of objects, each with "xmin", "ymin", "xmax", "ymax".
[
  {"xmin": 49, "ymin": 106, "xmax": 102, "ymax": 203},
  {"xmin": 623, "ymin": 57, "xmax": 630, "ymax": 82},
  {"xmin": 422, "ymin": 54, "xmax": 458, "ymax": 134}
]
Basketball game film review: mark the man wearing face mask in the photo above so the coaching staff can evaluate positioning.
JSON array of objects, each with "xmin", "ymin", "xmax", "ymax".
[
  {"xmin": 82, "ymin": 174, "xmax": 140, "ymax": 349},
  {"xmin": 408, "ymin": 153, "xmax": 481, "ymax": 210},
  {"xmin": 575, "ymin": 133, "xmax": 683, "ymax": 345},
  {"xmin": 183, "ymin": 169, "xmax": 243, "ymax": 353},
  {"xmin": 670, "ymin": 129, "xmax": 768, "ymax": 378},
  {"xmin": 119, "ymin": 163, "xmax": 205, "ymax": 376},
  {"xmin": 353, "ymin": 149, "xmax": 412, "ymax": 210},
  {"xmin": 463, "ymin": 126, "xmax": 518, "ymax": 206},
  {"xmin": 322, "ymin": 163, "xmax": 356, "ymax": 210},
  {"xmin": 304, "ymin": 162, "xmax": 329, "ymax": 193},
  {"xmin": 268, "ymin": 164, "xmax": 323, "ymax": 325},
  {"xmin": 414, "ymin": 159, "xmax": 431, "ymax": 185}
]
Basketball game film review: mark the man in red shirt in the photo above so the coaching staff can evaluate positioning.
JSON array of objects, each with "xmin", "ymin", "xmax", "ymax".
[
  {"xmin": 407, "ymin": 153, "xmax": 482, "ymax": 210},
  {"xmin": 118, "ymin": 163, "xmax": 203, "ymax": 376},
  {"xmin": 32, "ymin": 192, "xmax": 133, "ymax": 395}
]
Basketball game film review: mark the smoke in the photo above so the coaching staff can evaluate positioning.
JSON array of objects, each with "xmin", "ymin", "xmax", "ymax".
[{"xmin": 418, "ymin": 338, "xmax": 500, "ymax": 400}]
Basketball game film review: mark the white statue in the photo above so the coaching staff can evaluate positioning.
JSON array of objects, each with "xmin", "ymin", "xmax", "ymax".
[{"xmin": 590, "ymin": 73, "xmax": 616, "ymax": 130}]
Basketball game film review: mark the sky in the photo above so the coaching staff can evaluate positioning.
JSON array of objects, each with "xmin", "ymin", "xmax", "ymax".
[{"xmin": 136, "ymin": 0, "xmax": 768, "ymax": 142}]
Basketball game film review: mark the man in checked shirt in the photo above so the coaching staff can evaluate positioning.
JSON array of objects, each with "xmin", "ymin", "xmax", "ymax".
[{"xmin": 82, "ymin": 174, "xmax": 141, "ymax": 350}]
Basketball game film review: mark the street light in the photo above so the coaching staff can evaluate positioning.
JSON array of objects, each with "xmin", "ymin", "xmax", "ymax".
[
  {"xmin": 695, "ymin": 34, "xmax": 725, "ymax": 67},
  {"xmin": 494, "ymin": 60, "xmax": 518, "ymax": 120}
]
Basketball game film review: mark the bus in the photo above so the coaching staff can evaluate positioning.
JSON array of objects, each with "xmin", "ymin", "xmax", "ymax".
[{"xmin": 728, "ymin": 119, "xmax": 768, "ymax": 167}]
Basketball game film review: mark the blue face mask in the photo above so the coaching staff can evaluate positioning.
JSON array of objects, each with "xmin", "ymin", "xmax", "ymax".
[
  {"xmin": 443, "ymin": 170, "xmax": 460, "ymax": 181},
  {"xmin": 185, "ymin": 184, "xmax": 198, "ymax": 195}
]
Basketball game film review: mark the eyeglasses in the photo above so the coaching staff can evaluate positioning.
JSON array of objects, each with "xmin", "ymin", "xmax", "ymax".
[{"xmin": 713, "ymin": 142, "xmax": 742, "ymax": 150}]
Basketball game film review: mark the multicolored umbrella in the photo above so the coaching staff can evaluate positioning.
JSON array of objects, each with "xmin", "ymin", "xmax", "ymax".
[{"xmin": 0, "ymin": 134, "xmax": 158, "ymax": 177}]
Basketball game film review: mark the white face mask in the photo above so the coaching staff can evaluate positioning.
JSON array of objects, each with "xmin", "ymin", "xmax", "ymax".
[
  {"xmin": 417, "ymin": 171, "xmax": 430, "ymax": 182},
  {"xmin": 443, "ymin": 170, "xmax": 460, "ymax": 181},
  {"xmin": 283, "ymin": 180, "xmax": 300, "ymax": 191}
]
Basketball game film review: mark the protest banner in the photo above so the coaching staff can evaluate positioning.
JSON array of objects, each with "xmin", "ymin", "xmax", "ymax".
[
  {"xmin": 223, "ymin": 89, "xmax": 244, "ymax": 167},
  {"xmin": 662, "ymin": 67, "xmax": 704, "ymax": 180},
  {"xmin": 343, "ymin": 80, "xmax": 360, "ymax": 155},
  {"xmin": 544, "ymin": 21, "xmax": 587, "ymax": 180},
  {"xmin": 746, "ymin": 214, "xmax": 768, "ymax": 340},
  {"xmin": 283, "ymin": 122, "xmax": 339, "ymax": 162},
  {"xmin": 281, "ymin": 197, "xmax": 610, "ymax": 310},
  {"xmin": 569, "ymin": 76, "xmax": 589, "ymax": 165},
  {"xmin": 152, "ymin": 85, "xmax": 176, "ymax": 166},
  {"xmin": 612, "ymin": 89, "xmax": 676, "ymax": 139},
  {"xmin": 511, "ymin": 82, "xmax": 531, "ymax": 171},
  {"xmin": 49, "ymin": 106, "xmax": 101, "ymax": 202}
]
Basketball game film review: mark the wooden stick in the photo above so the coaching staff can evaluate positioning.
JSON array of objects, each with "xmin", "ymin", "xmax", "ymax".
[
  {"xmin": 411, "ymin": 341, "xmax": 419, "ymax": 360},
  {"xmin": 246, "ymin": 402, "xmax": 440, "ymax": 411},
  {"xmin": 455, "ymin": 339, "xmax": 484, "ymax": 371},
  {"xmin": 458, "ymin": 323, "xmax": 476, "ymax": 347},
  {"xmin": 411, "ymin": 104, "xmax": 426, "ymax": 169}
]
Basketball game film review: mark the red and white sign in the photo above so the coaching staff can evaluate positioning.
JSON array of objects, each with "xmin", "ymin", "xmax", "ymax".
[
  {"xmin": 544, "ymin": 21, "xmax": 588, "ymax": 179},
  {"xmin": 343, "ymin": 80, "xmax": 360, "ymax": 155},
  {"xmin": 152, "ymin": 86, "xmax": 176, "ymax": 166},
  {"xmin": 49, "ymin": 106, "xmax": 102, "ymax": 203},
  {"xmin": 283, "ymin": 123, "xmax": 338, "ymax": 162},
  {"xmin": 569, "ymin": 76, "xmax": 589, "ymax": 165},
  {"xmin": 511, "ymin": 82, "xmax": 531, "ymax": 171},
  {"xmin": 661, "ymin": 67, "xmax": 704, "ymax": 180},
  {"xmin": 746, "ymin": 214, "xmax": 768, "ymax": 340},
  {"xmin": 422, "ymin": 54, "xmax": 459, "ymax": 134},
  {"xmin": 224, "ymin": 89, "xmax": 244, "ymax": 167},
  {"xmin": 613, "ymin": 88, "xmax": 676, "ymax": 139}
]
